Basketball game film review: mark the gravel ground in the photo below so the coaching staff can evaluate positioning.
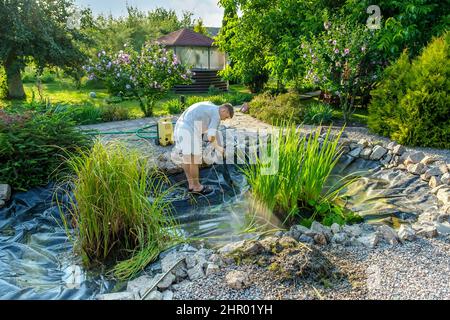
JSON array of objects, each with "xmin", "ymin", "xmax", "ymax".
[{"xmin": 173, "ymin": 237, "xmax": 450, "ymax": 300}]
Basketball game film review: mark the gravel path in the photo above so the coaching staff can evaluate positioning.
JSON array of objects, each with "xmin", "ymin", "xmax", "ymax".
[{"xmin": 173, "ymin": 238, "xmax": 450, "ymax": 300}]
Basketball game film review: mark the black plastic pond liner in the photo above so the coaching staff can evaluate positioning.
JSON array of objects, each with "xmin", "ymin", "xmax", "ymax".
[
  {"xmin": 0, "ymin": 184, "xmax": 116, "ymax": 300},
  {"xmin": 0, "ymin": 164, "xmax": 248, "ymax": 300},
  {"xmin": 0, "ymin": 157, "xmax": 440, "ymax": 299}
]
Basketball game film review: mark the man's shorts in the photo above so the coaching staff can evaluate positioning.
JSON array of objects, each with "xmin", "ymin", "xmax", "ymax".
[{"xmin": 173, "ymin": 122, "xmax": 202, "ymax": 156}]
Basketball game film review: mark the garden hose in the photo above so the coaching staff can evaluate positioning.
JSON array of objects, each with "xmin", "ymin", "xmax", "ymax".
[{"xmin": 83, "ymin": 123, "xmax": 168, "ymax": 140}]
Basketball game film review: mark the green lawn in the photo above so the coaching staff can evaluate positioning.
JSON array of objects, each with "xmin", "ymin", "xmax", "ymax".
[{"xmin": 0, "ymin": 79, "xmax": 251, "ymax": 118}]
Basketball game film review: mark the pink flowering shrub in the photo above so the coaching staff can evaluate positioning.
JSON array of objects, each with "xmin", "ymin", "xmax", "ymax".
[
  {"xmin": 300, "ymin": 20, "xmax": 382, "ymax": 122},
  {"xmin": 87, "ymin": 43, "xmax": 191, "ymax": 116}
]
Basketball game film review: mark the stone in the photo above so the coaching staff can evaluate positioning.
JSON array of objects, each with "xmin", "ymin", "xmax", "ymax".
[
  {"xmin": 240, "ymin": 240, "xmax": 264, "ymax": 256},
  {"xmin": 96, "ymin": 292, "xmax": 136, "ymax": 300},
  {"xmin": 298, "ymin": 234, "xmax": 314, "ymax": 244},
  {"xmin": 431, "ymin": 185, "xmax": 447, "ymax": 194},
  {"xmin": 424, "ymin": 166, "xmax": 443, "ymax": 178},
  {"xmin": 441, "ymin": 173, "xmax": 450, "ymax": 185},
  {"xmin": 360, "ymin": 147, "xmax": 373, "ymax": 159},
  {"xmin": 421, "ymin": 156, "xmax": 438, "ymax": 165},
  {"xmin": 0, "ymin": 200, "xmax": 5, "ymax": 208},
  {"xmin": 356, "ymin": 233, "xmax": 380, "ymax": 248},
  {"xmin": 397, "ymin": 224, "xmax": 416, "ymax": 241},
  {"xmin": 208, "ymin": 253, "xmax": 224, "ymax": 267},
  {"xmin": 278, "ymin": 236, "xmax": 298, "ymax": 248},
  {"xmin": 407, "ymin": 163, "xmax": 425, "ymax": 175},
  {"xmin": 343, "ymin": 224, "xmax": 363, "ymax": 237},
  {"xmin": 161, "ymin": 290, "xmax": 174, "ymax": 300},
  {"xmin": 378, "ymin": 225, "xmax": 399, "ymax": 245},
  {"xmin": 387, "ymin": 142, "xmax": 396, "ymax": 150},
  {"xmin": 314, "ymin": 233, "xmax": 328, "ymax": 245},
  {"xmin": 225, "ymin": 271, "xmax": 250, "ymax": 290},
  {"xmin": 259, "ymin": 236, "xmax": 280, "ymax": 252},
  {"xmin": 290, "ymin": 224, "xmax": 310, "ymax": 234},
  {"xmin": 144, "ymin": 290, "xmax": 163, "ymax": 301},
  {"xmin": 310, "ymin": 221, "xmax": 332, "ymax": 241},
  {"xmin": 428, "ymin": 177, "xmax": 442, "ymax": 188},
  {"xmin": 436, "ymin": 188, "xmax": 450, "ymax": 205},
  {"xmin": 218, "ymin": 240, "xmax": 246, "ymax": 255},
  {"xmin": 404, "ymin": 151, "xmax": 426, "ymax": 165},
  {"xmin": 185, "ymin": 255, "xmax": 197, "ymax": 269},
  {"xmin": 416, "ymin": 225, "xmax": 438, "ymax": 238},
  {"xmin": 187, "ymin": 264, "xmax": 205, "ymax": 281},
  {"xmin": 420, "ymin": 173, "xmax": 431, "ymax": 182},
  {"xmin": 439, "ymin": 164, "xmax": 449, "ymax": 174},
  {"xmin": 330, "ymin": 223, "xmax": 341, "ymax": 234},
  {"xmin": 205, "ymin": 263, "xmax": 220, "ymax": 276},
  {"xmin": 160, "ymin": 251, "xmax": 186, "ymax": 273},
  {"xmin": 380, "ymin": 153, "xmax": 392, "ymax": 165},
  {"xmin": 370, "ymin": 145, "xmax": 388, "ymax": 160},
  {"xmin": 127, "ymin": 275, "xmax": 156, "ymax": 296},
  {"xmin": 418, "ymin": 211, "xmax": 438, "ymax": 223},
  {"xmin": 392, "ymin": 144, "xmax": 405, "ymax": 156},
  {"xmin": 157, "ymin": 273, "xmax": 176, "ymax": 290},
  {"xmin": 331, "ymin": 232, "xmax": 347, "ymax": 244},
  {"xmin": 0, "ymin": 184, "xmax": 11, "ymax": 201},
  {"xmin": 358, "ymin": 139, "xmax": 369, "ymax": 147},
  {"xmin": 349, "ymin": 147, "xmax": 362, "ymax": 158},
  {"xmin": 196, "ymin": 248, "xmax": 214, "ymax": 259}
]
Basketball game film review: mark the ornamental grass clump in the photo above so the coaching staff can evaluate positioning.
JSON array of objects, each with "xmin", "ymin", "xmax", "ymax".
[
  {"xmin": 243, "ymin": 124, "xmax": 360, "ymax": 227},
  {"xmin": 61, "ymin": 140, "xmax": 179, "ymax": 280}
]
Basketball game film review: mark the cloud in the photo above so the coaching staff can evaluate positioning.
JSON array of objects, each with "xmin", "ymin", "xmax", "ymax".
[{"xmin": 75, "ymin": 0, "xmax": 224, "ymax": 26}]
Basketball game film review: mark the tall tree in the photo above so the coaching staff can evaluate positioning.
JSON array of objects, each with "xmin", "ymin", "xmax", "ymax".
[
  {"xmin": 0, "ymin": 0, "xmax": 88, "ymax": 99},
  {"xmin": 193, "ymin": 18, "xmax": 209, "ymax": 36}
]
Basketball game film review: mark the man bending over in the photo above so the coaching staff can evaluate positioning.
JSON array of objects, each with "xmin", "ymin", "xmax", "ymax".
[{"xmin": 174, "ymin": 102, "xmax": 234, "ymax": 195}]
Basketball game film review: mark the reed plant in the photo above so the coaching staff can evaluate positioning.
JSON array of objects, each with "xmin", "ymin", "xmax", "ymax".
[
  {"xmin": 243, "ymin": 124, "xmax": 361, "ymax": 227},
  {"xmin": 60, "ymin": 140, "xmax": 179, "ymax": 280}
]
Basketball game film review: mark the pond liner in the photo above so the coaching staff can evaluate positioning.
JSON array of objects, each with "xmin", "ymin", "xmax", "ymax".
[
  {"xmin": 0, "ymin": 164, "xmax": 246, "ymax": 300},
  {"xmin": 0, "ymin": 157, "xmax": 440, "ymax": 299}
]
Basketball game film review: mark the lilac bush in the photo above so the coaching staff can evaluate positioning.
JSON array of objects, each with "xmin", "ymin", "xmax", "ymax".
[
  {"xmin": 87, "ymin": 43, "xmax": 191, "ymax": 116},
  {"xmin": 300, "ymin": 20, "xmax": 381, "ymax": 122}
]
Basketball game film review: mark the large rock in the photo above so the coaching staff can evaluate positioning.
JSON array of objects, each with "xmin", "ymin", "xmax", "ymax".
[
  {"xmin": 96, "ymin": 292, "xmax": 136, "ymax": 300},
  {"xmin": 360, "ymin": 147, "xmax": 373, "ymax": 159},
  {"xmin": 416, "ymin": 225, "xmax": 438, "ymax": 238},
  {"xmin": 407, "ymin": 163, "xmax": 425, "ymax": 175},
  {"xmin": 127, "ymin": 275, "xmax": 156, "ymax": 297},
  {"xmin": 370, "ymin": 145, "xmax": 387, "ymax": 160},
  {"xmin": 162, "ymin": 290, "xmax": 174, "ymax": 300},
  {"xmin": 310, "ymin": 221, "xmax": 332, "ymax": 241},
  {"xmin": 343, "ymin": 224, "xmax": 363, "ymax": 237},
  {"xmin": 331, "ymin": 232, "xmax": 348, "ymax": 244},
  {"xmin": 205, "ymin": 263, "xmax": 220, "ymax": 276},
  {"xmin": 218, "ymin": 240, "xmax": 246, "ymax": 255},
  {"xmin": 378, "ymin": 225, "xmax": 399, "ymax": 245},
  {"xmin": 356, "ymin": 233, "xmax": 380, "ymax": 248},
  {"xmin": 160, "ymin": 251, "xmax": 186, "ymax": 273},
  {"xmin": 187, "ymin": 263, "xmax": 205, "ymax": 281},
  {"xmin": 392, "ymin": 144, "xmax": 405, "ymax": 156},
  {"xmin": 0, "ymin": 184, "xmax": 11, "ymax": 201},
  {"xmin": 437, "ymin": 188, "xmax": 450, "ymax": 205},
  {"xmin": 429, "ymin": 176, "xmax": 442, "ymax": 188},
  {"xmin": 157, "ymin": 273, "xmax": 176, "ymax": 290},
  {"xmin": 144, "ymin": 290, "xmax": 163, "ymax": 301},
  {"xmin": 225, "ymin": 271, "xmax": 250, "ymax": 290},
  {"xmin": 441, "ymin": 173, "xmax": 450, "ymax": 185},
  {"xmin": 404, "ymin": 151, "xmax": 426, "ymax": 165},
  {"xmin": 349, "ymin": 147, "xmax": 362, "ymax": 158},
  {"xmin": 397, "ymin": 225, "xmax": 416, "ymax": 241}
]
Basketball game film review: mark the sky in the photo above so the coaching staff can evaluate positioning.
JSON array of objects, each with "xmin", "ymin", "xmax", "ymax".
[{"xmin": 74, "ymin": 0, "xmax": 224, "ymax": 27}]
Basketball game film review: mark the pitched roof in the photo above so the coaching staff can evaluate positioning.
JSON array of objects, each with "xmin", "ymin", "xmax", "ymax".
[{"xmin": 156, "ymin": 28, "xmax": 215, "ymax": 47}]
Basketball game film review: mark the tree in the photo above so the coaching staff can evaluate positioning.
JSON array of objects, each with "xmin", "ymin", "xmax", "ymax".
[
  {"xmin": 193, "ymin": 18, "xmax": 209, "ymax": 36},
  {"xmin": 88, "ymin": 43, "xmax": 191, "ymax": 117},
  {"xmin": 0, "ymin": 0, "xmax": 89, "ymax": 99}
]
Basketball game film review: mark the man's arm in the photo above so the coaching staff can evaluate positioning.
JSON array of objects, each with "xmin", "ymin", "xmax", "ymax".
[{"xmin": 207, "ymin": 115, "xmax": 224, "ymax": 155}]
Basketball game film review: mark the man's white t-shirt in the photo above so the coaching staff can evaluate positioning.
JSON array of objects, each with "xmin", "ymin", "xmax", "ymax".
[{"xmin": 174, "ymin": 102, "xmax": 221, "ymax": 155}]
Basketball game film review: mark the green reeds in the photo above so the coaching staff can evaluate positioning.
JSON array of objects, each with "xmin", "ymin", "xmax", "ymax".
[
  {"xmin": 242, "ymin": 124, "xmax": 360, "ymax": 227},
  {"xmin": 60, "ymin": 140, "xmax": 179, "ymax": 280}
]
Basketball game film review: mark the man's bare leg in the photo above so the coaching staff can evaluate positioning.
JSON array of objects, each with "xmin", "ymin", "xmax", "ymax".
[{"xmin": 189, "ymin": 155, "xmax": 203, "ymax": 192}]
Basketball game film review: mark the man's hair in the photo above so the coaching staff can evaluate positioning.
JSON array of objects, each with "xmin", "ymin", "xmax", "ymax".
[{"xmin": 221, "ymin": 103, "xmax": 234, "ymax": 118}]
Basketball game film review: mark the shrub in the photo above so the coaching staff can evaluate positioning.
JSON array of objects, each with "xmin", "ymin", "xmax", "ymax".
[
  {"xmin": 368, "ymin": 34, "xmax": 450, "ymax": 148},
  {"xmin": 208, "ymin": 85, "xmax": 222, "ymax": 95},
  {"xmin": 304, "ymin": 102, "xmax": 333, "ymax": 125},
  {"xmin": 0, "ymin": 110, "xmax": 91, "ymax": 191},
  {"xmin": 61, "ymin": 141, "xmax": 179, "ymax": 279},
  {"xmin": 242, "ymin": 124, "xmax": 361, "ymax": 227},
  {"xmin": 100, "ymin": 105, "xmax": 130, "ymax": 122},
  {"xmin": 164, "ymin": 99, "xmax": 183, "ymax": 114},
  {"xmin": 249, "ymin": 92, "xmax": 304, "ymax": 124}
]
